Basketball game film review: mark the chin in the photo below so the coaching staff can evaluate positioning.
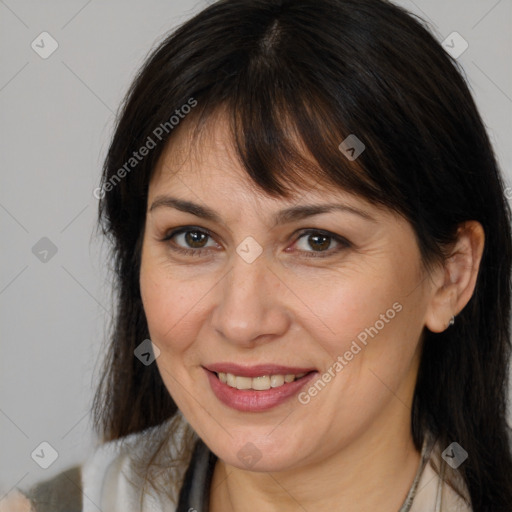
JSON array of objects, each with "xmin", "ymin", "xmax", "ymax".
[{"xmin": 207, "ymin": 429, "xmax": 312, "ymax": 472}]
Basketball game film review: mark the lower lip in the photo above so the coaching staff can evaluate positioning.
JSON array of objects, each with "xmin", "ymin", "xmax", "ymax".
[{"xmin": 205, "ymin": 369, "xmax": 317, "ymax": 412}]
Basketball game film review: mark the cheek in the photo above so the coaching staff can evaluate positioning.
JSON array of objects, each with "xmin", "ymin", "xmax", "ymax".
[
  {"xmin": 302, "ymin": 251, "xmax": 425, "ymax": 382},
  {"xmin": 139, "ymin": 260, "xmax": 212, "ymax": 414},
  {"xmin": 139, "ymin": 254, "xmax": 209, "ymax": 356}
]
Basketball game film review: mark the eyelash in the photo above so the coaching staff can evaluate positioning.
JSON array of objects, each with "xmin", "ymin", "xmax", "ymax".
[{"xmin": 162, "ymin": 226, "xmax": 351, "ymax": 259}]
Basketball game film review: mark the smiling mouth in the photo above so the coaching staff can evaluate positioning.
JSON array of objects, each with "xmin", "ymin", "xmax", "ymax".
[
  {"xmin": 215, "ymin": 371, "xmax": 311, "ymax": 391},
  {"xmin": 205, "ymin": 366, "xmax": 318, "ymax": 411}
]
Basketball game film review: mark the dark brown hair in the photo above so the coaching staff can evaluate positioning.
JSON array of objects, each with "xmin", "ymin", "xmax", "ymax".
[{"xmin": 94, "ymin": 0, "xmax": 512, "ymax": 509}]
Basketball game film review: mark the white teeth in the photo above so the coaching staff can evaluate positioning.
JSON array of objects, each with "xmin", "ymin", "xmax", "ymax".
[
  {"xmin": 270, "ymin": 375, "xmax": 284, "ymax": 388},
  {"xmin": 218, "ymin": 372, "xmax": 308, "ymax": 391},
  {"xmin": 252, "ymin": 376, "xmax": 271, "ymax": 390},
  {"xmin": 227, "ymin": 373, "xmax": 236, "ymax": 387},
  {"xmin": 235, "ymin": 376, "xmax": 252, "ymax": 390}
]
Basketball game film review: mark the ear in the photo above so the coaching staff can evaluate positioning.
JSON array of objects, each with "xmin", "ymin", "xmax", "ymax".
[{"xmin": 424, "ymin": 221, "xmax": 485, "ymax": 333}]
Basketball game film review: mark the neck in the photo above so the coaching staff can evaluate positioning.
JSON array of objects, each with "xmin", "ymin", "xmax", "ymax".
[{"xmin": 210, "ymin": 406, "xmax": 421, "ymax": 512}]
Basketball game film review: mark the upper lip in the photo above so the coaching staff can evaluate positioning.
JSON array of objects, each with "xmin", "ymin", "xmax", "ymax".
[{"xmin": 204, "ymin": 363, "xmax": 317, "ymax": 378}]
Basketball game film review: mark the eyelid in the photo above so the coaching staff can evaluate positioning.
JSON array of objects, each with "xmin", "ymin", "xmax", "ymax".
[
  {"xmin": 289, "ymin": 228, "xmax": 351, "ymax": 256},
  {"xmin": 161, "ymin": 226, "xmax": 350, "ymax": 257},
  {"xmin": 294, "ymin": 227, "xmax": 348, "ymax": 240},
  {"xmin": 163, "ymin": 225, "xmax": 207, "ymax": 240},
  {"xmin": 161, "ymin": 226, "xmax": 221, "ymax": 256}
]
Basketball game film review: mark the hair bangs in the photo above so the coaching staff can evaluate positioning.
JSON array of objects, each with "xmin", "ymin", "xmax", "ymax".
[{"xmin": 186, "ymin": 69, "xmax": 388, "ymax": 209}]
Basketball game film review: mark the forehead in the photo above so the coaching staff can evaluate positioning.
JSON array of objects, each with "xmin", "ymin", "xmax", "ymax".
[
  {"xmin": 148, "ymin": 112, "xmax": 364, "ymax": 210},
  {"xmin": 145, "ymin": 114, "xmax": 409, "ymax": 245},
  {"xmin": 151, "ymin": 118, "xmax": 250, "ymax": 195}
]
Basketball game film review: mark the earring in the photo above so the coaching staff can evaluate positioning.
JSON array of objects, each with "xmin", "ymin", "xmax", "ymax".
[{"xmin": 448, "ymin": 316, "xmax": 455, "ymax": 327}]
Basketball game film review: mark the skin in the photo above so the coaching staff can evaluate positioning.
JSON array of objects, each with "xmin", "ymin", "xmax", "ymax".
[
  {"xmin": 139, "ymin": 115, "xmax": 484, "ymax": 512},
  {"xmin": 0, "ymin": 492, "xmax": 32, "ymax": 512}
]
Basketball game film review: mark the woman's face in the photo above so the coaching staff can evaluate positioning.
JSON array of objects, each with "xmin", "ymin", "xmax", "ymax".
[{"xmin": 140, "ymin": 117, "xmax": 437, "ymax": 472}]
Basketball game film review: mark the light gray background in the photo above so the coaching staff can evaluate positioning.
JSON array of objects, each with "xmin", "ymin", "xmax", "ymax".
[{"xmin": 1, "ymin": 0, "xmax": 511, "ymax": 496}]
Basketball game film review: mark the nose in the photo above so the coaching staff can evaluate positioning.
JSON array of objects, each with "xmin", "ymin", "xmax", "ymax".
[{"xmin": 210, "ymin": 253, "xmax": 291, "ymax": 347}]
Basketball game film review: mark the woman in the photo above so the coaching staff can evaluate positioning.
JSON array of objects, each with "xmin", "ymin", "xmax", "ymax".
[{"xmin": 9, "ymin": 0, "xmax": 512, "ymax": 510}]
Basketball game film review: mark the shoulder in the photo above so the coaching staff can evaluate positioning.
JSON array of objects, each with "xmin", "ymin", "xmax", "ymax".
[
  {"xmin": 11, "ymin": 465, "xmax": 82, "ymax": 512},
  {"xmin": 410, "ymin": 437, "xmax": 472, "ymax": 512},
  {"xmin": 12, "ymin": 414, "xmax": 195, "ymax": 512},
  {"xmin": 82, "ymin": 413, "xmax": 196, "ymax": 511}
]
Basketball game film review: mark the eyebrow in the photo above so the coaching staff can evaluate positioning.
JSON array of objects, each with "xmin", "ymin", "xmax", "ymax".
[
  {"xmin": 149, "ymin": 196, "xmax": 223, "ymax": 223},
  {"xmin": 149, "ymin": 196, "xmax": 376, "ymax": 224}
]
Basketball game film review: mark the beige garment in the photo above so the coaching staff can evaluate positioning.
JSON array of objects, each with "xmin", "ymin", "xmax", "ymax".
[{"xmin": 401, "ymin": 434, "xmax": 471, "ymax": 512}]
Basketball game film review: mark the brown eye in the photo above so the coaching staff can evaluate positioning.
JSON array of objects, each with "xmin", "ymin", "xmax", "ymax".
[
  {"xmin": 292, "ymin": 229, "xmax": 350, "ymax": 257},
  {"xmin": 184, "ymin": 230, "xmax": 209, "ymax": 248},
  {"xmin": 296, "ymin": 232, "xmax": 336, "ymax": 252},
  {"xmin": 306, "ymin": 233, "xmax": 332, "ymax": 251},
  {"xmin": 164, "ymin": 227, "xmax": 219, "ymax": 254}
]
